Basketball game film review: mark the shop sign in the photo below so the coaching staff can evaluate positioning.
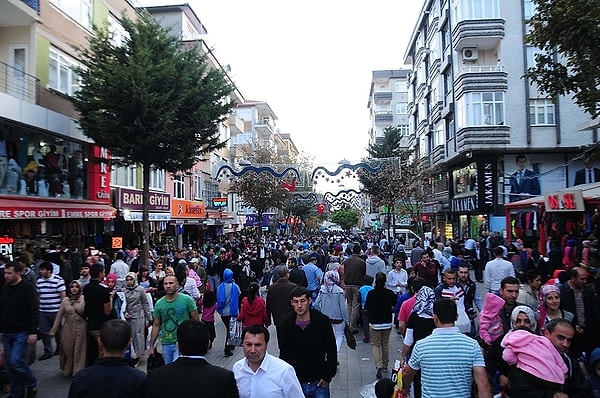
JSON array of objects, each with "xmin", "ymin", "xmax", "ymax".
[
  {"xmin": 0, "ymin": 236, "xmax": 14, "ymax": 261},
  {"xmin": 171, "ymin": 199, "xmax": 205, "ymax": 218},
  {"xmin": 118, "ymin": 188, "xmax": 170, "ymax": 212},
  {"xmin": 87, "ymin": 146, "xmax": 111, "ymax": 203},
  {"xmin": 482, "ymin": 162, "xmax": 494, "ymax": 206},
  {"xmin": 545, "ymin": 190, "xmax": 584, "ymax": 212},
  {"xmin": 123, "ymin": 212, "xmax": 171, "ymax": 221},
  {"xmin": 451, "ymin": 196, "xmax": 476, "ymax": 212},
  {"xmin": 0, "ymin": 206, "xmax": 115, "ymax": 219},
  {"xmin": 212, "ymin": 197, "xmax": 228, "ymax": 207}
]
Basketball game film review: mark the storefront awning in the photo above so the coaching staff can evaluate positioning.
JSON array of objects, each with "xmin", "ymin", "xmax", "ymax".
[
  {"xmin": 504, "ymin": 182, "xmax": 600, "ymax": 213},
  {"xmin": 0, "ymin": 198, "xmax": 117, "ymax": 219}
]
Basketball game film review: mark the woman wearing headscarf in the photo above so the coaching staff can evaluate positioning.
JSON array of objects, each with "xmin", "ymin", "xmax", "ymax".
[
  {"xmin": 365, "ymin": 272, "xmax": 400, "ymax": 380},
  {"xmin": 217, "ymin": 268, "xmax": 241, "ymax": 357},
  {"xmin": 400, "ymin": 285, "xmax": 436, "ymax": 398},
  {"xmin": 49, "ymin": 280, "xmax": 86, "ymax": 376},
  {"xmin": 517, "ymin": 269, "xmax": 543, "ymax": 310},
  {"xmin": 509, "ymin": 305, "xmax": 538, "ymax": 333},
  {"xmin": 536, "ymin": 284, "xmax": 574, "ymax": 330},
  {"xmin": 122, "ymin": 271, "xmax": 152, "ymax": 363},
  {"xmin": 315, "ymin": 270, "xmax": 348, "ymax": 355}
]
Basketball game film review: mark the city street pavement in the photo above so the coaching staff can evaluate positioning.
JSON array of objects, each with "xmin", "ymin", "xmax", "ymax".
[{"xmin": 23, "ymin": 314, "xmax": 405, "ymax": 397}]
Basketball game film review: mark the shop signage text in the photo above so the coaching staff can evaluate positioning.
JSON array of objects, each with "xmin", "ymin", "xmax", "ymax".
[
  {"xmin": 0, "ymin": 236, "xmax": 14, "ymax": 261},
  {"xmin": 171, "ymin": 199, "xmax": 206, "ymax": 218},
  {"xmin": 545, "ymin": 190, "xmax": 584, "ymax": 212},
  {"xmin": 451, "ymin": 196, "xmax": 476, "ymax": 212},
  {"xmin": 87, "ymin": 146, "xmax": 111, "ymax": 203},
  {"xmin": 0, "ymin": 208, "xmax": 115, "ymax": 219},
  {"xmin": 483, "ymin": 163, "xmax": 494, "ymax": 206},
  {"xmin": 118, "ymin": 188, "xmax": 170, "ymax": 212}
]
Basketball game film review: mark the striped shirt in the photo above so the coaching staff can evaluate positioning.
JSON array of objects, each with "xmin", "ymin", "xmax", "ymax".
[
  {"xmin": 37, "ymin": 274, "xmax": 66, "ymax": 312},
  {"xmin": 408, "ymin": 327, "xmax": 485, "ymax": 398}
]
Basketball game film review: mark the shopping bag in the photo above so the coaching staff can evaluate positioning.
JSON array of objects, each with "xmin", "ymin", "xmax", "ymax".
[
  {"xmin": 227, "ymin": 319, "xmax": 243, "ymax": 347},
  {"xmin": 344, "ymin": 323, "xmax": 357, "ymax": 350},
  {"xmin": 146, "ymin": 352, "xmax": 165, "ymax": 372}
]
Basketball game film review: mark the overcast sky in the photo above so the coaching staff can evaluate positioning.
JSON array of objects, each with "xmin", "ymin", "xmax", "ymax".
[{"xmin": 140, "ymin": 0, "xmax": 423, "ymax": 169}]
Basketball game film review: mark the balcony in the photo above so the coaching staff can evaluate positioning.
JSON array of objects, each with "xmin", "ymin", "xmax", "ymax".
[
  {"xmin": 0, "ymin": 61, "xmax": 39, "ymax": 104},
  {"xmin": 431, "ymin": 144, "xmax": 445, "ymax": 166},
  {"xmin": 456, "ymin": 125, "xmax": 510, "ymax": 152},
  {"xmin": 373, "ymin": 91, "xmax": 392, "ymax": 103},
  {"xmin": 254, "ymin": 118, "xmax": 274, "ymax": 138},
  {"xmin": 374, "ymin": 111, "xmax": 393, "ymax": 124},
  {"xmin": 228, "ymin": 113, "xmax": 244, "ymax": 134},
  {"xmin": 230, "ymin": 133, "xmax": 252, "ymax": 146},
  {"xmin": 453, "ymin": 65, "xmax": 507, "ymax": 98},
  {"xmin": 452, "ymin": 19, "xmax": 504, "ymax": 50},
  {"xmin": 0, "ymin": 0, "xmax": 40, "ymax": 27}
]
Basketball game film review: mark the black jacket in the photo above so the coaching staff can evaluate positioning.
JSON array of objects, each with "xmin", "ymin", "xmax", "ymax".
[
  {"xmin": 68, "ymin": 357, "xmax": 146, "ymax": 398},
  {"xmin": 279, "ymin": 308, "xmax": 337, "ymax": 383},
  {"xmin": 0, "ymin": 279, "xmax": 38, "ymax": 334}
]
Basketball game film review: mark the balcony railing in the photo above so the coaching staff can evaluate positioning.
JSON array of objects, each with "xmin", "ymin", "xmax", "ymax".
[{"xmin": 0, "ymin": 61, "xmax": 39, "ymax": 104}]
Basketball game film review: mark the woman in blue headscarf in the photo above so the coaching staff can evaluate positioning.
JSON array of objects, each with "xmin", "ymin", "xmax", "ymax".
[{"xmin": 217, "ymin": 268, "xmax": 241, "ymax": 357}]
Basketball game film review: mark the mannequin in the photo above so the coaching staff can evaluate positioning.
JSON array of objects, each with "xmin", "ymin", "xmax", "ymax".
[{"xmin": 5, "ymin": 158, "xmax": 21, "ymax": 193}]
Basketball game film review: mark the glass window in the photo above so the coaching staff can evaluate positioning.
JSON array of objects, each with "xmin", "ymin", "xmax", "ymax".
[
  {"xmin": 149, "ymin": 167, "xmax": 165, "ymax": 190},
  {"xmin": 173, "ymin": 175, "xmax": 185, "ymax": 199},
  {"xmin": 396, "ymin": 102, "xmax": 408, "ymax": 114},
  {"xmin": 456, "ymin": 92, "xmax": 505, "ymax": 128},
  {"xmin": 203, "ymin": 181, "xmax": 219, "ymax": 204},
  {"xmin": 108, "ymin": 14, "xmax": 129, "ymax": 47},
  {"xmin": 526, "ymin": 46, "xmax": 545, "ymax": 69},
  {"xmin": 49, "ymin": 47, "xmax": 82, "ymax": 96},
  {"xmin": 111, "ymin": 165, "xmax": 136, "ymax": 187},
  {"xmin": 457, "ymin": 0, "xmax": 499, "ymax": 20},
  {"xmin": 398, "ymin": 124, "xmax": 410, "ymax": 136},
  {"xmin": 194, "ymin": 173, "xmax": 202, "ymax": 199},
  {"xmin": 49, "ymin": 0, "xmax": 92, "ymax": 29},
  {"xmin": 524, "ymin": 0, "xmax": 537, "ymax": 19},
  {"xmin": 529, "ymin": 99, "xmax": 555, "ymax": 125}
]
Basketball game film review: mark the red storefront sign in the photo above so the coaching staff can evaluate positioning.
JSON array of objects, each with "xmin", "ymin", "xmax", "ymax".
[
  {"xmin": 544, "ymin": 190, "xmax": 585, "ymax": 212},
  {"xmin": 87, "ymin": 146, "xmax": 111, "ymax": 203},
  {"xmin": 0, "ymin": 200, "xmax": 116, "ymax": 219}
]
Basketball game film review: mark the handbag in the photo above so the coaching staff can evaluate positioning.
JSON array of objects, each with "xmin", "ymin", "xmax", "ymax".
[
  {"xmin": 227, "ymin": 319, "xmax": 243, "ymax": 347},
  {"xmin": 146, "ymin": 352, "xmax": 165, "ymax": 372},
  {"xmin": 344, "ymin": 323, "xmax": 357, "ymax": 350}
]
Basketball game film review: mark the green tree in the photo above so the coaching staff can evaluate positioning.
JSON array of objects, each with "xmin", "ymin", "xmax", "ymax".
[
  {"xmin": 330, "ymin": 208, "xmax": 359, "ymax": 231},
  {"xmin": 525, "ymin": 0, "xmax": 600, "ymax": 117},
  {"xmin": 73, "ymin": 14, "xmax": 234, "ymax": 266}
]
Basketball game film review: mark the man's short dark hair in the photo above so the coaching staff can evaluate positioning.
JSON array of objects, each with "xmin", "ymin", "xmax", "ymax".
[
  {"xmin": 543, "ymin": 318, "xmax": 574, "ymax": 334},
  {"xmin": 290, "ymin": 286, "xmax": 310, "ymax": 300},
  {"xmin": 500, "ymin": 276, "xmax": 520, "ymax": 289},
  {"xmin": 375, "ymin": 272, "xmax": 386, "ymax": 288},
  {"xmin": 175, "ymin": 269, "xmax": 187, "ymax": 285},
  {"xmin": 287, "ymin": 257, "xmax": 297, "ymax": 266},
  {"xmin": 39, "ymin": 261, "xmax": 53, "ymax": 272},
  {"xmin": 411, "ymin": 277, "xmax": 426, "ymax": 293},
  {"xmin": 493, "ymin": 246, "xmax": 505, "ymax": 257},
  {"xmin": 5, "ymin": 261, "xmax": 23, "ymax": 274},
  {"xmin": 309, "ymin": 256, "xmax": 317, "ymax": 262},
  {"xmin": 353, "ymin": 244, "xmax": 361, "ymax": 255},
  {"xmin": 363, "ymin": 274, "xmax": 374, "ymax": 286},
  {"xmin": 443, "ymin": 268, "xmax": 457, "ymax": 277},
  {"xmin": 242, "ymin": 324, "xmax": 270, "ymax": 343},
  {"xmin": 100, "ymin": 319, "xmax": 131, "ymax": 352},
  {"xmin": 277, "ymin": 266, "xmax": 289, "ymax": 278},
  {"xmin": 516, "ymin": 153, "xmax": 528, "ymax": 163},
  {"xmin": 374, "ymin": 378, "xmax": 395, "ymax": 398},
  {"xmin": 433, "ymin": 298, "xmax": 457, "ymax": 324},
  {"xmin": 89, "ymin": 262, "xmax": 105, "ymax": 279},
  {"xmin": 177, "ymin": 319, "xmax": 209, "ymax": 356}
]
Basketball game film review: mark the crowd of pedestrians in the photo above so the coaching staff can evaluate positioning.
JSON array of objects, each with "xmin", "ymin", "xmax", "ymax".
[{"xmin": 1, "ymin": 228, "xmax": 600, "ymax": 397}]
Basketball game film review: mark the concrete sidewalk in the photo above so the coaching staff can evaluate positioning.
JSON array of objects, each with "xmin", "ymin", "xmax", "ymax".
[{"xmin": 24, "ymin": 315, "xmax": 404, "ymax": 397}]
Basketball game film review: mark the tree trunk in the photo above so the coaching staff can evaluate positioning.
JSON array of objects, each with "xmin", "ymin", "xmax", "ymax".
[{"xmin": 141, "ymin": 162, "xmax": 151, "ymax": 270}]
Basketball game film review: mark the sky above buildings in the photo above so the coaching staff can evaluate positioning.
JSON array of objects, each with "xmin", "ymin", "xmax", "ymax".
[{"xmin": 140, "ymin": 0, "xmax": 423, "ymax": 169}]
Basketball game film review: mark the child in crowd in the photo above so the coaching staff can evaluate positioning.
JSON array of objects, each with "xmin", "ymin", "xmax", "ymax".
[
  {"xmin": 201, "ymin": 290, "xmax": 217, "ymax": 349},
  {"xmin": 479, "ymin": 292, "xmax": 506, "ymax": 345},
  {"xmin": 587, "ymin": 347, "xmax": 600, "ymax": 397},
  {"xmin": 358, "ymin": 275, "xmax": 374, "ymax": 343}
]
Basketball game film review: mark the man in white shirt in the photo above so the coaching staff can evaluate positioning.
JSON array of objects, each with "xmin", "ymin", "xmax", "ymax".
[
  {"xmin": 109, "ymin": 251, "xmax": 129, "ymax": 289},
  {"xmin": 233, "ymin": 324, "xmax": 303, "ymax": 398},
  {"xmin": 484, "ymin": 246, "xmax": 515, "ymax": 293}
]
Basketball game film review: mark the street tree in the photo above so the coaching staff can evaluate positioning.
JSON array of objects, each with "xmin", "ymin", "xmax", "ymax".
[
  {"xmin": 73, "ymin": 14, "xmax": 234, "ymax": 266},
  {"xmin": 525, "ymin": 0, "xmax": 600, "ymax": 117},
  {"xmin": 330, "ymin": 208, "xmax": 359, "ymax": 231}
]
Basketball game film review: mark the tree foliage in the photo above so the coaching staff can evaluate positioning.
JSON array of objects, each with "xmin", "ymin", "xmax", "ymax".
[
  {"xmin": 359, "ymin": 127, "xmax": 433, "ymax": 234},
  {"xmin": 231, "ymin": 173, "xmax": 291, "ymax": 228},
  {"xmin": 73, "ymin": 14, "xmax": 234, "ymax": 263},
  {"xmin": 330, "ymin": 208, "xmax": 359, "ymax": 231},
  {"xmin": 525, "ymin": 0, "xmax": 600, "ymax": 117}
]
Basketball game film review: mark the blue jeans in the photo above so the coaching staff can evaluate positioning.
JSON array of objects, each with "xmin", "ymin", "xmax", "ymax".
[
  {"xmin": 300, "ymin": 381, "xmax": 330, "ymax": 398},
  {"xmin": 3, "ymin": 332, "xmax": 37, "ymax": 398},
  {"xmin": 207, "ymin": 275, "xmax": 220, "ymax": 292},
  {"xmin": 162, "ymin": 343, "xmax": 179, "ymax": 364}
]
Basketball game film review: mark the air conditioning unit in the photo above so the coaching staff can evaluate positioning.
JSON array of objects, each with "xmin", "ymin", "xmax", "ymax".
[{"xmin": 462, "ymin": 48, "xmax": 478, "ymax": 61}]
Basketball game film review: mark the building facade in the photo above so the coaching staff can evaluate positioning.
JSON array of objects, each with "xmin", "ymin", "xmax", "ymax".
[{"xmin": 403, "ymin": 0, "xmax": 597, "ymax": 246}]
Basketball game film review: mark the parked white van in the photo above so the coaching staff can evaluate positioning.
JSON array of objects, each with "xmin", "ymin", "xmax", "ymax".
[{"xmin": 384, "ymin": 229, "xmax": 420, "ymax": 251}]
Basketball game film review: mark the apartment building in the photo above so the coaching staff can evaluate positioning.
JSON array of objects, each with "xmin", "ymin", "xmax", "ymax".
[
  {"xmin": 403, "ymin": 0, "xmax": 597, "ymax": 243},
  {"xmin": 0, "ymin": 0, "xmax": 139, "ymax": 252},
  {"xmin": 367, "ymin": 69, "xmax": 412, "ymax": 149}
]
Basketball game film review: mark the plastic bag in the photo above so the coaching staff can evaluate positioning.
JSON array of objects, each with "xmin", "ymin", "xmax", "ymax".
[{"xmin": 227, "ymin": 319, "xmax": 243, "ymax": 347}]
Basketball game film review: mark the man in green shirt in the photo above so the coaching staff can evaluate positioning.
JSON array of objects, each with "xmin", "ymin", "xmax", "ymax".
[{"xmin": 148, "ymin": 275, "xmax": 198, "ymax": 364}]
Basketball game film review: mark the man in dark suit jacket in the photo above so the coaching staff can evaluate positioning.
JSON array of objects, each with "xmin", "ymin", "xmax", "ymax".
[
  {"xmin": 574, "ymin": 166, "xmax": 600, "ymax": 185},
  {"xmin": 145, "ymin": 320, "xmax": 239, "ymax": 398},
  {"xmin": 266, "ymin": 266, "xmax": 297, "ymax": 350},
  {"xmin": 509, "ymin": 154, "xmax": 541, "ymax": 202}
]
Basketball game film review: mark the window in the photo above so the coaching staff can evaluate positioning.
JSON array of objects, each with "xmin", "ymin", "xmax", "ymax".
[
  {"xmin": 49, "ymin": 0, "xmax": 92, "ymax": 29},
  {"xmin": 529, "ymin": 99, "xmax": 555, "ymax": 125},
  {"xmin": 398, "ymin": 124, "xmax": 410, "ymax": 136},
  {"xmin": 457, "ymin": 0, "xmax": 499, "ymax": 20},
  {"xmin": 173, "ymin": 175, "xmax": 185, "ymax": 199},
  {"xmin": 523, "ymin": 0, "xmax": 537, "ymax": 19},
  {"xmin": 434, "ymin": 127, "xmax": 445, "ymax": 147},
  {"xmin": 194, "ymin": 173, "xmax": 202, "ymax": 199},
  {"xmin": 526, "ymin": 46, "xmax": 545, "ymax": 69},
  {"xmin": 394, "ymin": 81, "xmax": 404, "ymax": 92},
  {"xmin": 456, "ymin": 92, "xmax": 504, "ymax": 128},
  {"xmin": 108, "ymin": 14, "xmax": 129, "ymax": 47},
  {"xmin": 149, "ymin": 167, "xmax": 165, "ymax": 190},
  {"xmin": 396, "ymin": 102, "xmax": 408, "ymax": 114},
  {"xmin": 203, "ymin": 181, "xmax": 219, "ymax": 204},
  {"xmin": 49, "ymin": 46, "xmax": 82, "ymax": 96},
  {"xmin": 111, "ymin": 165, "xmax": 136, "ymax": 187}
]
